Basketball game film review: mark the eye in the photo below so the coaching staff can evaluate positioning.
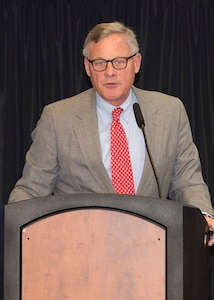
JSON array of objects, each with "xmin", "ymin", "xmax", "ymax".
[
  {"xmin": 94, "ymin": 60, "xmax": 105, "ymax": 66},
  {"xmin": 114, "ymin": 58, "xmax": 126, "ymax": 65}
]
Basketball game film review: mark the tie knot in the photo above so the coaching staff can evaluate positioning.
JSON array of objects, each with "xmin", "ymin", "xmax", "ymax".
[{"xmin": 112, "ymin": 107, "xmax": 123, "ymax": 122}]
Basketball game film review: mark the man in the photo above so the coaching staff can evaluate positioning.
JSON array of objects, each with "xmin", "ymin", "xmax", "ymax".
[{"xmin": 8, "ymin": 21, "xmax": 214, "ymax": 245}]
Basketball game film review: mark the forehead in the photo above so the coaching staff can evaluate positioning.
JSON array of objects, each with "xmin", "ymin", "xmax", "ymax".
[{"xmin": 88, "ymin": 33, "xmax": 131, "ymax": 58}]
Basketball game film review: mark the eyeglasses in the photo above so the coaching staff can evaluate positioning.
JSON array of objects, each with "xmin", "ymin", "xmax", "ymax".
[{"xmin": 87, "ymin": 53, "xmax": 138, "ymax": 72}]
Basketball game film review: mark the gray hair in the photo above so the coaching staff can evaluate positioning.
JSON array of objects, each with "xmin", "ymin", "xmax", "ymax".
[{"xmin": 82, "ymin": 21, "xmax": 139, "ymax": 57}]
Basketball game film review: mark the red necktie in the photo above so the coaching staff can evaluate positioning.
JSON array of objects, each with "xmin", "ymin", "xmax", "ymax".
[{"xmin": 110, "ymin": 108, "xmax": 135, "ymax": 194}]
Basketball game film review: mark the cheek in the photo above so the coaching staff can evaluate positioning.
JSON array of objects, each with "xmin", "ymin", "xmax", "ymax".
[
  {"xmin": 123, "ymin": 68, "xmax": 136, "ymax": 83},
  {"xmin": 89, "ymin": 72, "xmax": 101, "ymax": 87}
]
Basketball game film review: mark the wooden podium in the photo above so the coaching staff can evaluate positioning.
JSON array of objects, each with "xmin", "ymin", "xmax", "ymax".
[{"xmin": 1, "ymin": 194, "xmax": 211, "ymax": 299}]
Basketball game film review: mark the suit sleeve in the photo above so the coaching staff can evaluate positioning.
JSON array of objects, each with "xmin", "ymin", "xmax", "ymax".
[
  {"xmin": 168, "ymin": 100, "xmax": 214, "ymax": 215},
  {"xmin": 8, "ymin": 106, "xmax": 58, "ymax": 202}
]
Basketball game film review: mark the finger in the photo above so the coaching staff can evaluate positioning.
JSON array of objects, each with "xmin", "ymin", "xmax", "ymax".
[{"xmin": 208, "ymin": 232, "xmax": 214, "ymax": 246}]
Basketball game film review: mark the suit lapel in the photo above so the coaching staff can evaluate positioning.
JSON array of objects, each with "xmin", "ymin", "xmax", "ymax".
[
  {"xmin": 72, "ymin": 89, "xmax": 115, "ymax": 192},
  {"xmin": 133, "ymin": 88, "xmax": 164, "ymax": 196}
]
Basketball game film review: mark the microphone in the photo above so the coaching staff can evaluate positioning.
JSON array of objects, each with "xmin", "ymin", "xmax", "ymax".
[{"xmin": 133, "ymin": 103, "xmax": 162, "ymax": 198}]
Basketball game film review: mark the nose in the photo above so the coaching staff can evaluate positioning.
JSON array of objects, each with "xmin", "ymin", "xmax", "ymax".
[{"xmin": 105, "ymin": 61, "xmax": 116, "ymax": 75}]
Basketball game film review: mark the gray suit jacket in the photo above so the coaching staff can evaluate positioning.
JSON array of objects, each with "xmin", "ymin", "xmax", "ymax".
[{"xmin": 9, "ymin": 87, "xmax": 214, "ymax": 215}]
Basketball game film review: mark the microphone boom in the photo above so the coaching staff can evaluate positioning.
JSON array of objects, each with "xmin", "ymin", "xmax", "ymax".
[{"xmin": 133, "ymin": 103, "xmax": 162, "ymax": 198}]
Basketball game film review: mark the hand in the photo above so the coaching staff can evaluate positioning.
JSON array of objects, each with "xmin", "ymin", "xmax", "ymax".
[{"xmin": 204, "ymin": 216, "xmax": 214, "ymax": 246}]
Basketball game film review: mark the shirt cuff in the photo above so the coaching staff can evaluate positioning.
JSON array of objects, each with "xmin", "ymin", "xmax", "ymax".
[{"xmin": 202, "ymin": 212, "xmax": 214, "ymax": 219}]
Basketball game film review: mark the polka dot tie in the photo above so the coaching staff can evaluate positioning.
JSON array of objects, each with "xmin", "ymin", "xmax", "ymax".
[{"xmin": 110, "ymin": 107, "xmax": 135, "ymax": 194}]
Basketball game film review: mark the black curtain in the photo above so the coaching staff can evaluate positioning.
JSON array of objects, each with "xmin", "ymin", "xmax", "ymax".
[{"xmin": 0, "ymin": 0, "xmax": 214, "ymax": 297}]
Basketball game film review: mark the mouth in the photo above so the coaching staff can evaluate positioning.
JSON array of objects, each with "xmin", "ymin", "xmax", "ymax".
[{"xmin": 104, "ymin": 82, "xmax": 119, "ymax": 88}]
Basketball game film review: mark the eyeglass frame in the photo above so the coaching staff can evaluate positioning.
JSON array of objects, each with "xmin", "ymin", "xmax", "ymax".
[{"xmin": 86, "ymin": 53, "xmax": 138, "ymax": 72}]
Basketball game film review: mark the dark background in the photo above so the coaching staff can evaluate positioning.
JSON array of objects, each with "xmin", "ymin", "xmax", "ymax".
[{"xmin": 0, "ymin": 0, "xmax": 214, "ymax": 297}]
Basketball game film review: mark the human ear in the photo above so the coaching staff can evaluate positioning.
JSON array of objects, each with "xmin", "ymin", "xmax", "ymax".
[
  {"xmin": 84, "ymin": 57, "xmax": 91, "ymax": 77},
  {"xmin": 134, "ymin": 53, "xmax": 142, "ymax": 74}
]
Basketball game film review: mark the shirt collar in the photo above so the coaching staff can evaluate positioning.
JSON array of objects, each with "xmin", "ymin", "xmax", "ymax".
[{"xmin": 96, "ymin": 90, "xmax": 135, "ymax": 124}]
